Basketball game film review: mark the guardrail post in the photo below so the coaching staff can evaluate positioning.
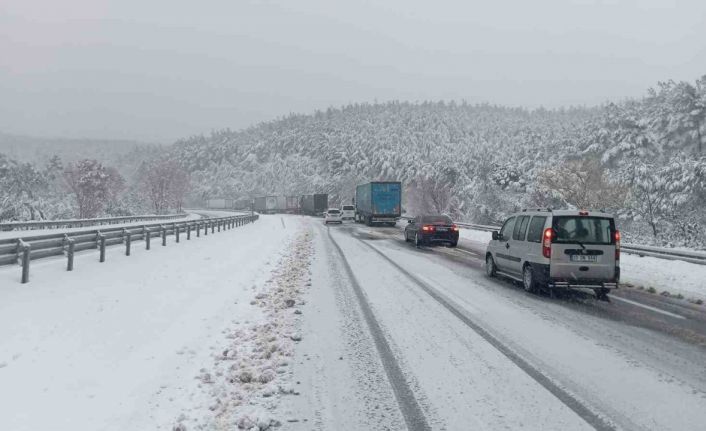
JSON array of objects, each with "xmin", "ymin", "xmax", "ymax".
[
  {"xmin": 161, "ymin": 225, "xmax": 167, "ymax": 246},
  {"xmin": 19, "ymin": 240, "xmax": 30, "ymax": 283},
  {"xmin": 98, "ymin": 233, "xmax": 106, "ymax": 262},
  {"xmin": 218, "ymin": 220, "xmax": 221, "ymax": 232},
  {"xmin": 66, "ymin": 237, "xmax": 74, "ymax": 271},
  {"xmin": 197, "ymin": 223, "xmax": 201, "ymax": 237},
  {"xmin": 145, "ymin": 227, "xmax": 151, "ymax": 250},
  {"xmin": 186, "ymin": 223, "xmax": 191, "ymax": 240},
  {"xmin": 175, "ymin": 224, "xmax": 180, "ymax": 243},
  {"xmin": 125, "ymin": 230, "xmax": 132, "ymax": 256},
  {"xmin": 211, "ymin": 222, "xmax": 215, "ymax": 234},
  {"xmin": 204, "ymin": 221, "xmax": 208, "ymax": 236}
]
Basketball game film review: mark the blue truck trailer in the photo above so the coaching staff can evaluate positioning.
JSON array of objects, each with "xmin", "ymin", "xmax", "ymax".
[{"xmin": 355, "ymin": 181, "xmax": 402, "ymax": 226}]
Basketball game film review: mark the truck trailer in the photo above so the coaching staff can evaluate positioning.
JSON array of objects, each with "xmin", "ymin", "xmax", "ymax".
[
  {"xmin": 285, "ymin": 196, "xmax": 299, "ymax": 213},
  {"xmin": 253, "ymin": 196, "xmax": 267, "ymax": 213},
  {"xmin": 355, "ymin": 181, "xmax": 401, "ymax": 226},
  {"xmin": 300, "ymin": 194, "xmax": 328, "ymax": 216}
]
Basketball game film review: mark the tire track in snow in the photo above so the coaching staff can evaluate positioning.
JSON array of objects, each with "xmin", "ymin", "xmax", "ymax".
[
  {"xmin": 326, "ymin": 227, "xmax": 432, "ymax": 431},
  {"xmin": 359, "ymin": 239, "xmax": 618, "ymax": 431}
]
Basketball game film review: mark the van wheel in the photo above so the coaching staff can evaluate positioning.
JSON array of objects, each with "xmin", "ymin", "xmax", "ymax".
[
  {"xmin": 485, "ymin": 255, "xmax": 496, "ymax": 277},
  {"xmin": 523, "ymin": 265, "xmax": 538, "ymax": 293}
]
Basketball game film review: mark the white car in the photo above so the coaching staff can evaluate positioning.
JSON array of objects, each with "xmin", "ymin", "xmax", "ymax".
[
  {"xmin": 324, "ymin": 208, "xmax": 343, "ymax": 224},
  {"xmin": 341, "ymin": 205, "xmax": 355, "ymax": 220}
]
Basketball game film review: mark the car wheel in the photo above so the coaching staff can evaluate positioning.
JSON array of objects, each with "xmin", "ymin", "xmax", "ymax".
[
  {"xmin": 449, "ymin": 241, "xmax": 458, "ymax": 248},
  {"xmin": 415, "ymin": 232, "xmax": 422, "ymax": 248},
  {"xmin": 485, "ymin": 255, "xmax": 496, "ymax": 277},
  {"xmin": 523, "ymin": 265, "xmax": 537, "ymax": 293}
]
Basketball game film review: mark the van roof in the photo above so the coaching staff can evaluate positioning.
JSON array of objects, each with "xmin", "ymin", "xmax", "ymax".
[{"xmin": 516, "ymin": 209, "xmax": 614, "ymax": 218}]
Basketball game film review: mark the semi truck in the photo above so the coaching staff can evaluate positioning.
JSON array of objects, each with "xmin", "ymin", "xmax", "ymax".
[
  {"xmin": 285, "ymin": 196, "xmax": 300, "ymax": 213},
  {"xmin": 253, "ymin": 196, "xmax": 267, "ymax": 213},
  {"xmin": 355, "ymin": 181, "xmax": 402, "ymax": 226},
  {"xmin": 206, "ymin": 198, "xmax": 233, "ymax": 209},
  {"xmin": 300, "ymin": 194, "xmax": 328, "ymax": 216},
  {"xmin": 275, "ymin": 195, "xmax": 287, "ymax": 213}
]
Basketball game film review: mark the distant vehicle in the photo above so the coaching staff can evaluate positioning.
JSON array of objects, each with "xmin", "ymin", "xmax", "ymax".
[
  {"xmin": 355, "ymin": 181, "xmax": 401, "ymax": 226},
  {"xmin": 405, "ymin": 215, "xmax": 459, "ymax": 247},
  {"xmin": 341, "ymin": 204, "xmax": 355, "ymax": 220},
  {"xmin": 253, "ymin": 196, "xmax": 267, "ymax": 213},
  {"xmin": 301, "ymin": 194, "xmax": 328, "ymax": 216},
  {"xmin": 285, "ymin": 196, "xmax": 300, "ymax": 213},
  {"xmin": 265, "ymin": 196, "xmax": 277, "ymax": 214},
  {"xmin": 485, "ymin": 209, "xmax": 620, "ymax": 300},
  {"xmin": 275, "ymin": 196, "xmax": 287, "ymax": 213},
  {"xmin": 206, "ymin": 198, "xmax": 233, "ymax": 209},
  {"xmin": 324, "ymin": 208, "xmax": 343, "ymax": 224}
]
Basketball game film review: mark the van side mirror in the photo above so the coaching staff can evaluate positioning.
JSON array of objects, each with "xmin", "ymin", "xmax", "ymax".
[{"xmin": 492, "ymin": 231, "xmax": 499, "ymax": 240}]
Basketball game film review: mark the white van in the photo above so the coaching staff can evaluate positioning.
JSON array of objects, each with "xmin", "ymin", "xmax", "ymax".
[
  {"xmin": 485, "ymin": 209, "xmax": 620, "ymax": 299},
  {"xmin": 341, "ymin": 205, "xmax": 355, "ymax": 220}
]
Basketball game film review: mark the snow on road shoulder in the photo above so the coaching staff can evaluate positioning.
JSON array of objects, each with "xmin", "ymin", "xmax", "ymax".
[
  {"xmin": 184, "ymin": 227, "xmax": 314, "ymax": 430},
  {"xmin": 0, "ymin": 214, "xmax": 307, "ymax": 431}
]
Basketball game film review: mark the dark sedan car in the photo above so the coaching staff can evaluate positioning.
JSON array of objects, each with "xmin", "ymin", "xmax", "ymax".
[{"xmin": 404, "ymin": 215, "xmax": 459, "ymax": 247}]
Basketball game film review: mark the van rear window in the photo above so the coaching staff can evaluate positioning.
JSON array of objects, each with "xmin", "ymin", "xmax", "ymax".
[{"xmin": 552, "ymin": 216, "xmax": 615, "ymax": 245}]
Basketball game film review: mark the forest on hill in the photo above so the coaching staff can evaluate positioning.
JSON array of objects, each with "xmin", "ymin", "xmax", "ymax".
[
  {"xmin": 2, "ymin": 76, "xmax": 705, "ymax": 247},
  {"xmin": 172, "ymin": 76, "xmax": 706, "ymax": 247}
]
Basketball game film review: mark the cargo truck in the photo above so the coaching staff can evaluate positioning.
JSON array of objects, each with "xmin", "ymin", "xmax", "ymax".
[
  {"xmin": 285, "ymin": 196, "xmax": 299, "ymax": 213},
  {"xmin": 265, "ymin": 196, "xmax": 277, "ymax": 214},
  {"xmin": 275, "ymin": 195, "xmax": 287, "ymax": 213},
  {"xmin": 300, "ymin": 193, "xmax": 328, "ymax": 216},
  {"xmin": 355, "ymin": 181, "xmax": 402, "ymax": 226},
  {"xmin": 253, "ymin": 196, "xmax": 267, "ymax": 213}
]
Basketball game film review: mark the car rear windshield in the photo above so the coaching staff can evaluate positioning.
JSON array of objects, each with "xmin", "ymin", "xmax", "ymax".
[
  {"xmin": 423, "ymin": 216, "xmax": 453, "ymax": 224},
  {"xmin": 552, "ymin": 216, "xmax": 615, "ymax": 244},
  {"xmin": 328, "ymin": 209, "xmax": 340, "ymax": 214},
  {"xmin": 342, "ymin": 205, "xmax": 354, "ymax": 210}
]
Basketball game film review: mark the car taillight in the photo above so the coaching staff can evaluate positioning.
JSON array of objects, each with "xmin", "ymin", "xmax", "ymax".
[
  {"xmin": 422, "ymin": 225, "xmax": 434, "ymax": 232},
  {"xmin": 451, "ymin": 224, "xmax": 459, "ymax": 232},
  {"xmin": 614, "ymin": 230, "xmax": 621, "ymax": 261},
  {"xmin": 542, "ymin": 228, "xmax": 553, "ymax": 258}
]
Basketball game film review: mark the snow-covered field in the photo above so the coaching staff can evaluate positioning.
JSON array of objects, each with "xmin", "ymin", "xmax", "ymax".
[
  {"xmin": 0, "ymin": 214, "xmax": 308, "ymax": 430},
  {"xmin": 459, "ymin": 228, "xmax": 706, "ymax": 301}
]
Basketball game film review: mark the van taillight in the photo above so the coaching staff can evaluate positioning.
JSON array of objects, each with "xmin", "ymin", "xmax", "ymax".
[
  {"xmin": 614, "ymin": 230, "xmax": 621, "ymax": 260},
  {"xmin": 542, "ymin": 228, "xmax": 553, "ymax": 258}
]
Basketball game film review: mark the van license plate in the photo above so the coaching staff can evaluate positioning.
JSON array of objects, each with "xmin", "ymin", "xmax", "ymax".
[{"xmin": 570, "ymin": 255, "xmax": 597, "ymax": 262}]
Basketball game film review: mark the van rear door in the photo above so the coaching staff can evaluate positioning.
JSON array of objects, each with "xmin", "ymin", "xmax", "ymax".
[{"xmin": 550, "ymin": 216, "xmax": 617, "ymax": 281}]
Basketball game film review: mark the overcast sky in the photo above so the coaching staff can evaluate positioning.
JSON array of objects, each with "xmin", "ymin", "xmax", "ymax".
[{"xmin": 1, "ymin": 0, "xmax": 705, "ymax": 142}]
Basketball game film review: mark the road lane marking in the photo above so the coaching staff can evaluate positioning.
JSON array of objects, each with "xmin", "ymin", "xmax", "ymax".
[{"xmin": 611, "ymin": 296, "xmax": 686, "ymax": 320}]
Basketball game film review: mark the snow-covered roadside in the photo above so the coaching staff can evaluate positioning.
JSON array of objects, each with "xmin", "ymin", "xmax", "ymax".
[
  {"xmin": 0, "ymin": 212, "xmax": 202, "ymax": 240},
  {"xmin": 459, "ymin": 228, "xmax": 706, "ymax": 302},
  {"xmin": 0, "ymin": 214, "xmax": 305, "ymax": 431}
]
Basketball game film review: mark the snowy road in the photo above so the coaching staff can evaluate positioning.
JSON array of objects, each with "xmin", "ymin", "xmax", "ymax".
[
  {"xmin": 1, "ymin": 214, "xmax": 705, "ymax": 430},
  {"xmin": 284, "ymin": 217, "xmax": 706, "ymax": 430}
]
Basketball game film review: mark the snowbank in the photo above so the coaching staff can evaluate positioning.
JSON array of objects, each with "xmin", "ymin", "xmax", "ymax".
[{"xmin": 0, "ymin": 214, "xmax": 306, "ymax": 431}]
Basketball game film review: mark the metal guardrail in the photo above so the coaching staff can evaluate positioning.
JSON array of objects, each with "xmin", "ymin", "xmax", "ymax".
[
  {"xmin": 400, "ymin": 216, "xmax": 706, "ymax": 265},
  {"xmin": 0, "ymin": 214, "xmax": 259, "ymax": 284},
  {"xmin": 0, "ymin": 213, "xmax": 189, "ymax": 231}
]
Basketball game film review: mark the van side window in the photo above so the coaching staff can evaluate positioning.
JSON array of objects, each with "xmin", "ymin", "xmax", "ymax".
[
  {"xmin": 499, "ymin": 217, "xmax": 515, "ymax": 241},
  {"xmin": 526, "ymin": 216, "xmax": 547, "ymax": 243},
  {"xmin": 513, "ymin": 216, "xmax": 530, "ymax": 241}
]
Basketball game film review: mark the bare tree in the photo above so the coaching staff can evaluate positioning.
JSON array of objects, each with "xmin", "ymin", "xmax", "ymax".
[
  {"xmin": 139, "ymin": 158, "xmax": 190, "ymax": 214},
  {"xmin": 407, "ymin": 176, "xmax": 454, "ymax": 215},
  {"xmin": 63, "ymin": 159, "xmax": 124, "ymax": 218}
]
